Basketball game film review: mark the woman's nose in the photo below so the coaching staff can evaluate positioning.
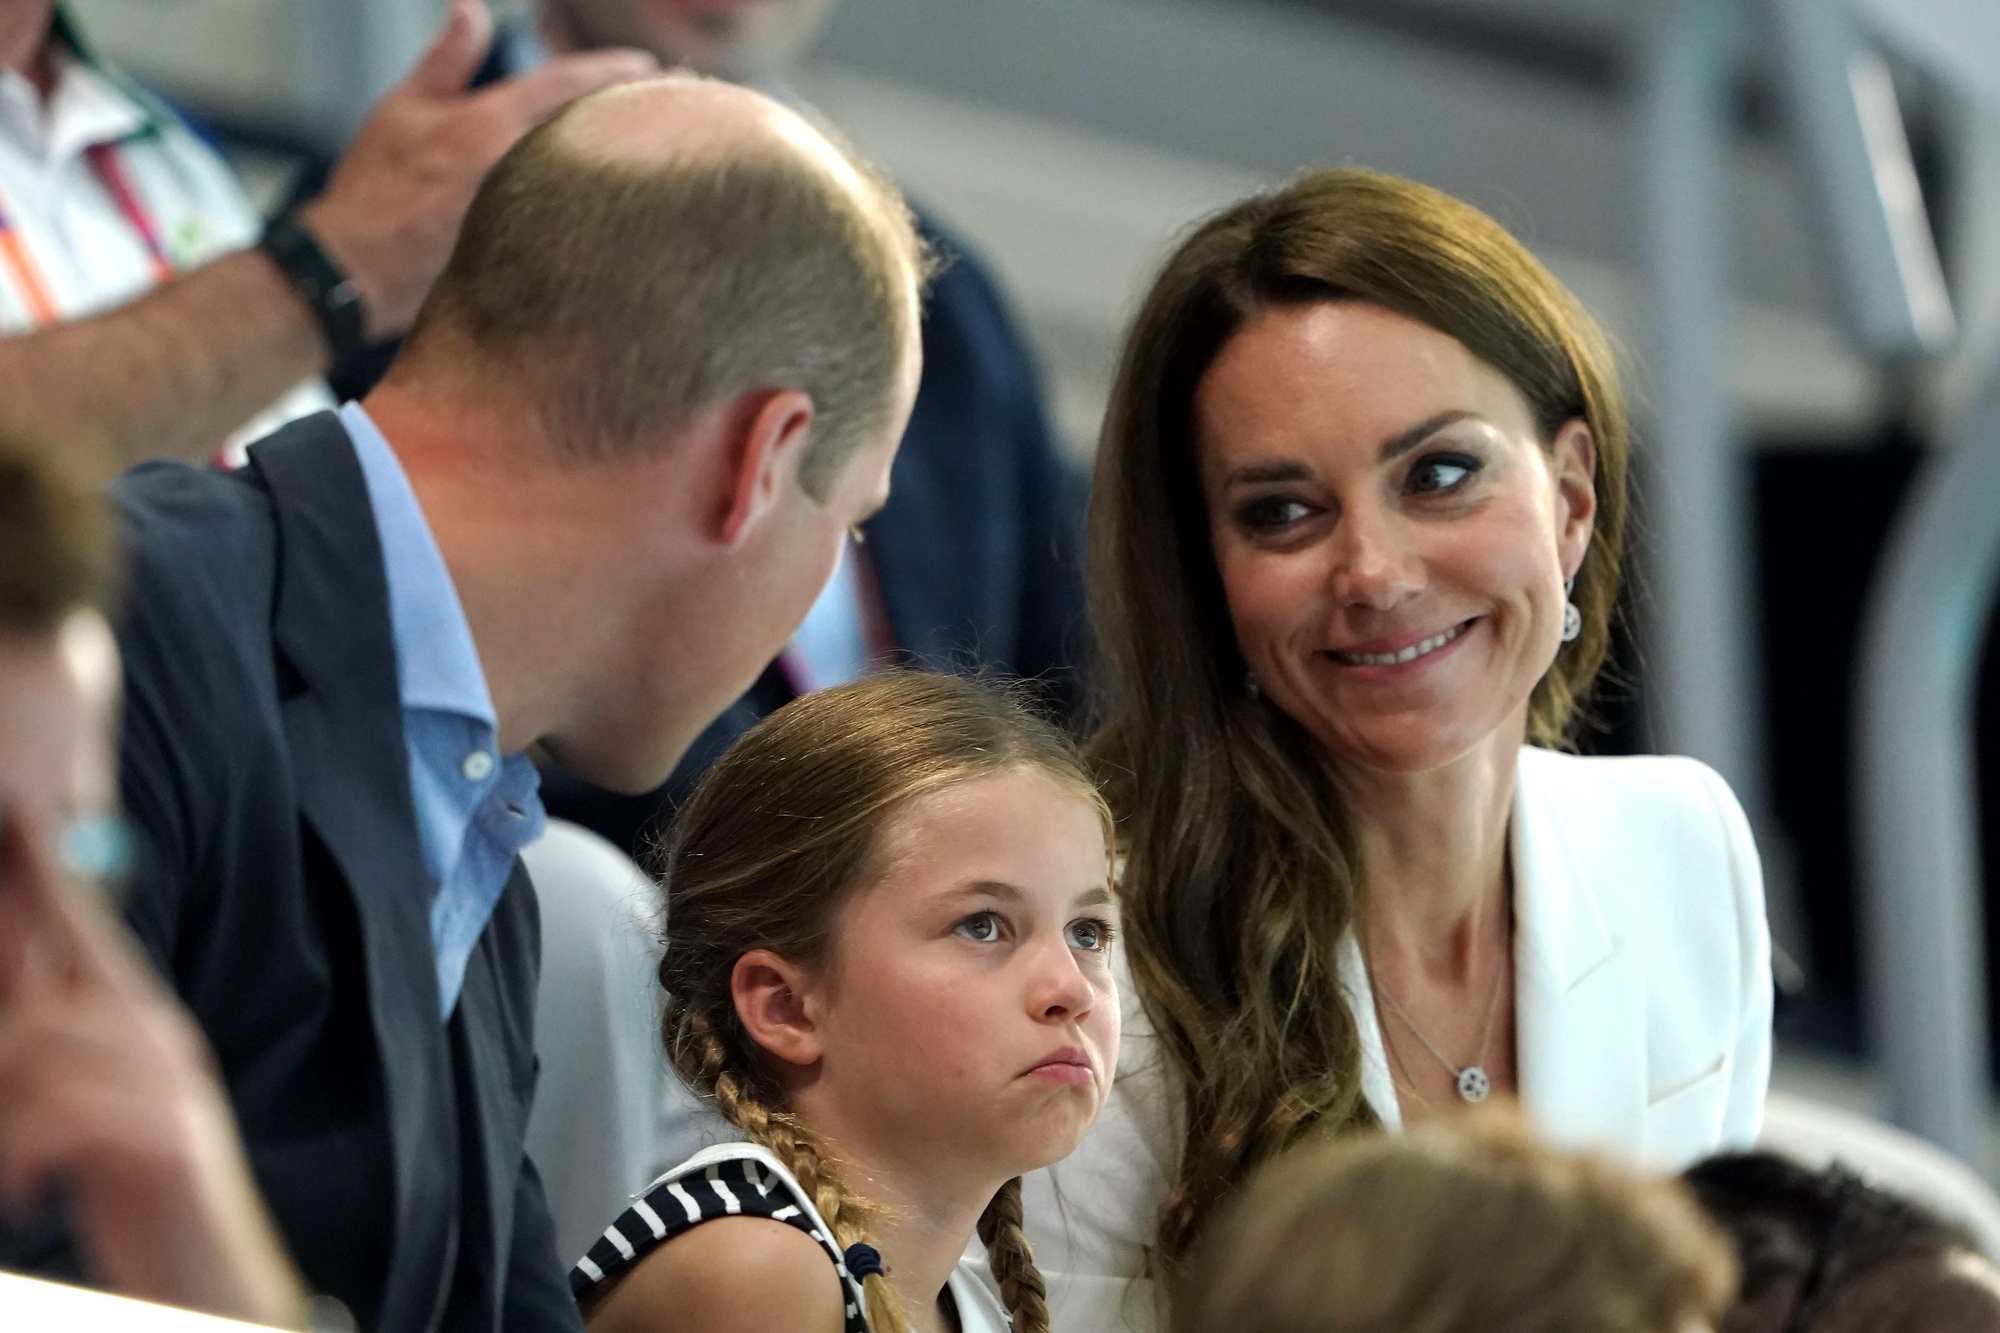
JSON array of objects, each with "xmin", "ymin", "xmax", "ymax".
[{"xmin": 1329, "ymin": 504, "xmax": 1422, "ymax": 609}]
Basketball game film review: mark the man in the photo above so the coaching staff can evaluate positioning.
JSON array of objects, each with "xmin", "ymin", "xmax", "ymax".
[
  {"xmin": 0, "ymin": 0, "xmax": 653, "ymax": 465},
  {"xmin": 109, "ymin": 75, "xmax": 924, "ymax": 1333},
  {"xmin": 384, "ymin": 0, "xmax": 1089, "ymax": 857},
  {"xmin": 0, "ymin": 434, "xmax": 302, "ymax": 1326}
]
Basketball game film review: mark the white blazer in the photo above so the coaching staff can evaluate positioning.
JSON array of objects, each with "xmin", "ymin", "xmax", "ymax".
[{"xmin": 1021, "ymin": 747, "xmax": 1774, "ymax": 1333}]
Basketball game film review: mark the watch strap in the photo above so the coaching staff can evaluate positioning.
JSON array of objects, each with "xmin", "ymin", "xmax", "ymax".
[{"xmin": 259, "ymin": 213, "xmax": 366, "ymax": 362}]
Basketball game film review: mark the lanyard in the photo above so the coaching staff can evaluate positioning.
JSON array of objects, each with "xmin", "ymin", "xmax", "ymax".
[{"xmin": 0, "ymin": 139, "xmax": 173, "ymax": 328}]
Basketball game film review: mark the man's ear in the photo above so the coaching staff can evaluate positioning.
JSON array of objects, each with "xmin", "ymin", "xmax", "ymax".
[
  {"xmin": 731, "ymin": 948, "xmax": 823, "ymax": 1070},
  {"xmin": 1552, "ymin": 418, "xmax": 1598, "ymax": 578},
  {"xmin": 718, "ymin": 389, "xmax": 816, "ymax": 548}
]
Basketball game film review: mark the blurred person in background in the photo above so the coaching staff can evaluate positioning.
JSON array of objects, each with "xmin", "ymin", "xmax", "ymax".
[
  {"xmin": 1028, "ymin": 166, "xmax": 1771, "ymax": 1331},
  {"xmin": 1686, "ymin": 1152, "xmax": 2000, "ymax": 1333},
  {"xmin": 0, "ymin": 433, "xmax": 305, "ymax": 1327},
  {"xmin": 1172, "ymin": 1112, "xmax": 1735, "ymax": 1333},
  {"xmin": 0, "ymin": 0, "xmax": 651, "ymax": 465},
  {"xmin": 103, "ymin": 75, "xmax": 924, "ymax": 1333}
]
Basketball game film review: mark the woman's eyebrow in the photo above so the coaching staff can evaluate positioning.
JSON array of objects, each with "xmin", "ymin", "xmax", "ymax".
[
  {"xmin": 1221, "ymin": 410, "xmax": 1479, "ymax": 488},
  {"xmin": 1225, "ymin": 460, "xmax": 1314, "ymax": 487},
  {"xmin": 1073, "ymin": 885, "xmax": 1116, "ymax": 909},
  {"xmin": 1379, "ymin": 409, "xmax": 1477, "ymax": 462}
]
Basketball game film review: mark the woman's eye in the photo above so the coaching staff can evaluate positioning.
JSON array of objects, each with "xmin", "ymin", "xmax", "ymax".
[
  {"xmin": 1235, "ymin": 495, "xmax": 1314, "ymax": 531},
  {"xmin": 1406, "ymin": 453, "xmax": 1481, "ymax": 494},
  {"xmin": 955, "ymin": 911, "xmax": 1001, "ymax": 943},
  {"xmin": 1066, "ymin": 918, "xmax": 1115, "ymax": 952}
]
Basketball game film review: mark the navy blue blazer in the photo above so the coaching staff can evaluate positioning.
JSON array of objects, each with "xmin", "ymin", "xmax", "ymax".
[{"xmin": 108, "ymin": 414, "xmax": 576, "ymax": 1333}]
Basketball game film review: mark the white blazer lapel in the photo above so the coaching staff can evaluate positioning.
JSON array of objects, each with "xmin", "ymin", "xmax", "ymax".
[
  {"xmin": 1336, "ymin": 932, "xmax": 1404, "ymax": 1131},
  {"xmin": 1512, "ymin": 749, "xmax": 1648, "ymax": 1153}
]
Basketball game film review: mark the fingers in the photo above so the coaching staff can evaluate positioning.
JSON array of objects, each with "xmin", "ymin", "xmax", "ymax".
[
  {"xmin": 405, "ymin": 0, "xmax": 496, "ymax": 98},
  {"xmin": 2, "ymin": 818, "xmax": 157, "ymax": 1006},
  {"xmin": 0, "ymin": 816, "xmax": 76, "ymax": 1001},
  {"xmin": 474, "ymin": 47, "xmax": 660, "ymax": 132}
]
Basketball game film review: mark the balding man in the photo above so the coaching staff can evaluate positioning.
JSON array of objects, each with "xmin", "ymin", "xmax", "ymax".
[{"xmin": 103, "ymin": 76, "xmax": 925, "ymax": 1333}]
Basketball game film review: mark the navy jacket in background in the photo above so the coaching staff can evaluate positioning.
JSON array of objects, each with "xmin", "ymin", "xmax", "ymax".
[{"xmin": 108, "ymin": 415, "xmax": 578, "ymax": 1333}]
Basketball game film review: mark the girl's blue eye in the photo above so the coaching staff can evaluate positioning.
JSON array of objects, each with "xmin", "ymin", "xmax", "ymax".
[
  {"xmin": 956, "ymin": 912, "xmax": 1001, "ymax": 943},
  {"xmin": 1066, "ymin": 918, "xmax": 1115, "ymax": 952},
  {"xmin": 1407, "ymin": 453, "xmax": 1480, "ymax": 494}
]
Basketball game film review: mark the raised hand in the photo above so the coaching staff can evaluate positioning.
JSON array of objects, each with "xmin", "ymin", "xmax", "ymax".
[
  {"xmin": 0, "ymin": 811, "xmax": 306, "ymax": 1327},
  {"xmin": 298, "ymin": 0, "xmax": 657, "ymax": 340}
]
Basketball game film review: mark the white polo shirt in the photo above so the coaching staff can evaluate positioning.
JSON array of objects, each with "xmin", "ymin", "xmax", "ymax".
[{"xmin": 0, "ymin": 16, "xmax": 331, "ymax": 450}]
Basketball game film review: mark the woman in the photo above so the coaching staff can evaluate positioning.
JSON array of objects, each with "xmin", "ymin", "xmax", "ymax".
[{"xmin": 1024, "ymin": 167, "xmax": 1770, "ymax": 1330}]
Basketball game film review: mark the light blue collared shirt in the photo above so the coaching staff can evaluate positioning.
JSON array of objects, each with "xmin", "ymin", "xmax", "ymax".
[{"xmin": 343, "ymin": 402, "xmax": 546, "ymax": 1019}]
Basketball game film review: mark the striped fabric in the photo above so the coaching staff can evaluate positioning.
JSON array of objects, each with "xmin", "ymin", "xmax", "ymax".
[{"xmin": 570, "ymin": 1142, "xmax": 871, "ymax": 1332}]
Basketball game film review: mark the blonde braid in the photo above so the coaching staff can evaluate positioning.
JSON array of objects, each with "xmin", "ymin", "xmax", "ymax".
[
  {"xmin": 978, "ymin": 1177, "xmax": 1050, "ymax": 1333},
  {"xmin": 685, "ymin": 1014, "xmax": 914, "ymax": 1333}
]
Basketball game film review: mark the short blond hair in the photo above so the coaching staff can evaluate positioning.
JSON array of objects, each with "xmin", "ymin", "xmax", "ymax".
[
  {"xmin": 399, "ymin": 83, "xmax": 926, "ymax": 498},
  {"xmin": 1175, "ymin": 1112, "xmax": 1736, "ymax": 1333}
]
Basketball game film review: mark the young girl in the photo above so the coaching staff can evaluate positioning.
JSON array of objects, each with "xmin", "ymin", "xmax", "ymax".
[{"xmin": 572, "ymin": 672, "xmax": 1119, "ymax": 1333}]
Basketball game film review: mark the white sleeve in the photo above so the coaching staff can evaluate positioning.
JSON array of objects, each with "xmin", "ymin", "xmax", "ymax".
[{"xmin": 1690, "ymin": 762, "xmax": 1774, "ymax": 1148}]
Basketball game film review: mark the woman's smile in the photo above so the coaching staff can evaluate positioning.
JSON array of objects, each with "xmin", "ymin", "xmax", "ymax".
[{"xmin": 1325, "ymin": 617, "xmax": 1478, "ymax": 670}]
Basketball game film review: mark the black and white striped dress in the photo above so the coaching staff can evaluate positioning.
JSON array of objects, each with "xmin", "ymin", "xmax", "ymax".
[{"xmin": 571, "ymin": 1142, "xmax": 871, "ymax": 1333}]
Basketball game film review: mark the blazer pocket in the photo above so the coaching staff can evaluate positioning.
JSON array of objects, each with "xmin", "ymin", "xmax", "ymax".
[{"xmin": 1643, "ymin": 1052, "xmax": 1731, "ymax": 1167}]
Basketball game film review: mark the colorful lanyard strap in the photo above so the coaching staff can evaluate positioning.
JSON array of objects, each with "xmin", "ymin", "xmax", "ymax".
[
  {"xmin": 0, "ymin": 138, "xmax": 173, "ymax": 328},
  {"xmin": 0, "ymin": 191, "xmax": 59, "ymax": 324}
]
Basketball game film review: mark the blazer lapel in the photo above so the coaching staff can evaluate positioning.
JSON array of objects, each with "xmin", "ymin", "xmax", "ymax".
[
  {"xmin": 449, "ymin": 862, "xmax": 538, "ymax": 1320},
  {"xmin": 1511, "ymin": 749, "xmax": 1647, "ymax": 1154},
  {"xmin": 254, "ymin": 417, "xmax": 460, "ymax": 1330}
]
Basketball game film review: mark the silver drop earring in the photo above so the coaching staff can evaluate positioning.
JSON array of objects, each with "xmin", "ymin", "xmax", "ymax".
[
  {"xmin": 1245, "ymin": 669, "xmax": 1262, "ymax": 699},
  {"xmin": 1561, "ymin": 576, "xmax": 1582, "ymax": 643}
]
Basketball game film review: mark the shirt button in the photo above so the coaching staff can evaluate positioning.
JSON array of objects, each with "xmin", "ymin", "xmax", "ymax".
[{"xmin": 460, "ymin": 750, "xmax": 496, "ymax": 782}]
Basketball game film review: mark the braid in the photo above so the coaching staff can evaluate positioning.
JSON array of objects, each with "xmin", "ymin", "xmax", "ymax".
[
  {"xmin": 684, "ymin": 1011, "xmax": 914, "ymax": 1333},
  {"xmin": 979, "ymin": 1177, "xmax": 1050, "ymax": 1333}
]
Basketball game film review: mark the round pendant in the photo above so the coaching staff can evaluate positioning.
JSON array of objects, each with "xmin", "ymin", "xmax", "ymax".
[{"xmin": 1456, "ymin": 1066, "xmax": 1491, "ymax": 1103}]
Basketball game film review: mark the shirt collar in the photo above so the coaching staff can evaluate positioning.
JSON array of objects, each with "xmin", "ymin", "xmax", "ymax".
[
  {"xmin": 342, "ymin": 402, "xmax": 497, "ymax": 727},
  {"xmin": 0, "ymin": 35, "xmax": 147, "ymax": 165}
]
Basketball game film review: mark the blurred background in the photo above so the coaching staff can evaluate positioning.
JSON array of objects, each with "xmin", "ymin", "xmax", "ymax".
[{"xmin": 62, "ymin": 0, "xmax": 2000, "ymax": 1165}]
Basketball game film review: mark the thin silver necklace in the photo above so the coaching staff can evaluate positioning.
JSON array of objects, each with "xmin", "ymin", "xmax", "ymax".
[{"xmin": 1372, "ymin": 960, "xmax": 1508, "ymax": 1103}]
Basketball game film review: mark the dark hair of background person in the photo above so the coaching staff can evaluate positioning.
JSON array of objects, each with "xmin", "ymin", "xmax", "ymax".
[
  {"xmin": 393, "ymin": 81, "xmax": 929, "ymax": 498},
  {"xmin": 0, "ymin": 431, "xmax": 117, "ymax": 634},
  {"xmin": 644, "ymin": 672, "xmax": 1111, "ymax": 1333},
  {"xmin": 1686, "ymin": 1152, "xmax": 2000, "ymax": 1333},
  {"xmin": 1085, "ymin": 165, "xmax": 1633, "ymax": 1263},
  {"xmin": 1174, "ymin": 1111, "xmax": 1734, "ymax": 1333}
]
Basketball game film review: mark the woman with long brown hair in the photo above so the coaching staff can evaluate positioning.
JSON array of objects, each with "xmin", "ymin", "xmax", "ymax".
[
  {"xmin": 574, "ymin": 672, "xmax": 1120, "ymax": 1333},
  {"xmin": 1023, "ymin": 168, "xmax": 1771, "ymax": 1331}
]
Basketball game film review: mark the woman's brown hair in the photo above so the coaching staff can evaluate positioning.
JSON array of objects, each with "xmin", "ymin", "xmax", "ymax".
[
  {"xmin": 657, "ymin": 671, "xmax": 1111, "ymax": 1333},
  {"xmin": 1174, "ymin": 1112, "xmax": 1734, "ymax": 1333},
  {"xmin": 1088, "ymin": 167, "xmax": 1632, "ymax": 1262}
]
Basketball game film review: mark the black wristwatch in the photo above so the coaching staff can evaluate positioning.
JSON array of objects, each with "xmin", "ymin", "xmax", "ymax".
[{"xmin": 259, "ymin": 213, "xmax": 367, "ymax": 362}]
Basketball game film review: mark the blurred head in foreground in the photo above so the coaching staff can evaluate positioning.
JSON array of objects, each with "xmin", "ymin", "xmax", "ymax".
[
  {"xmin": 1174, "ymin": 1112, "xmax": 1734, "ymax": 1333},
  {"xmin": 0, "ymin": 432, "xmax": 119, "ymax": 847},
  {"xmin": 0, "ymin": 434, "xmax": 302, "ymax": 1324},
  {"xmin": 1686, "ymin": 1152, "xmax": 2000, "ymax": 1333}
]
